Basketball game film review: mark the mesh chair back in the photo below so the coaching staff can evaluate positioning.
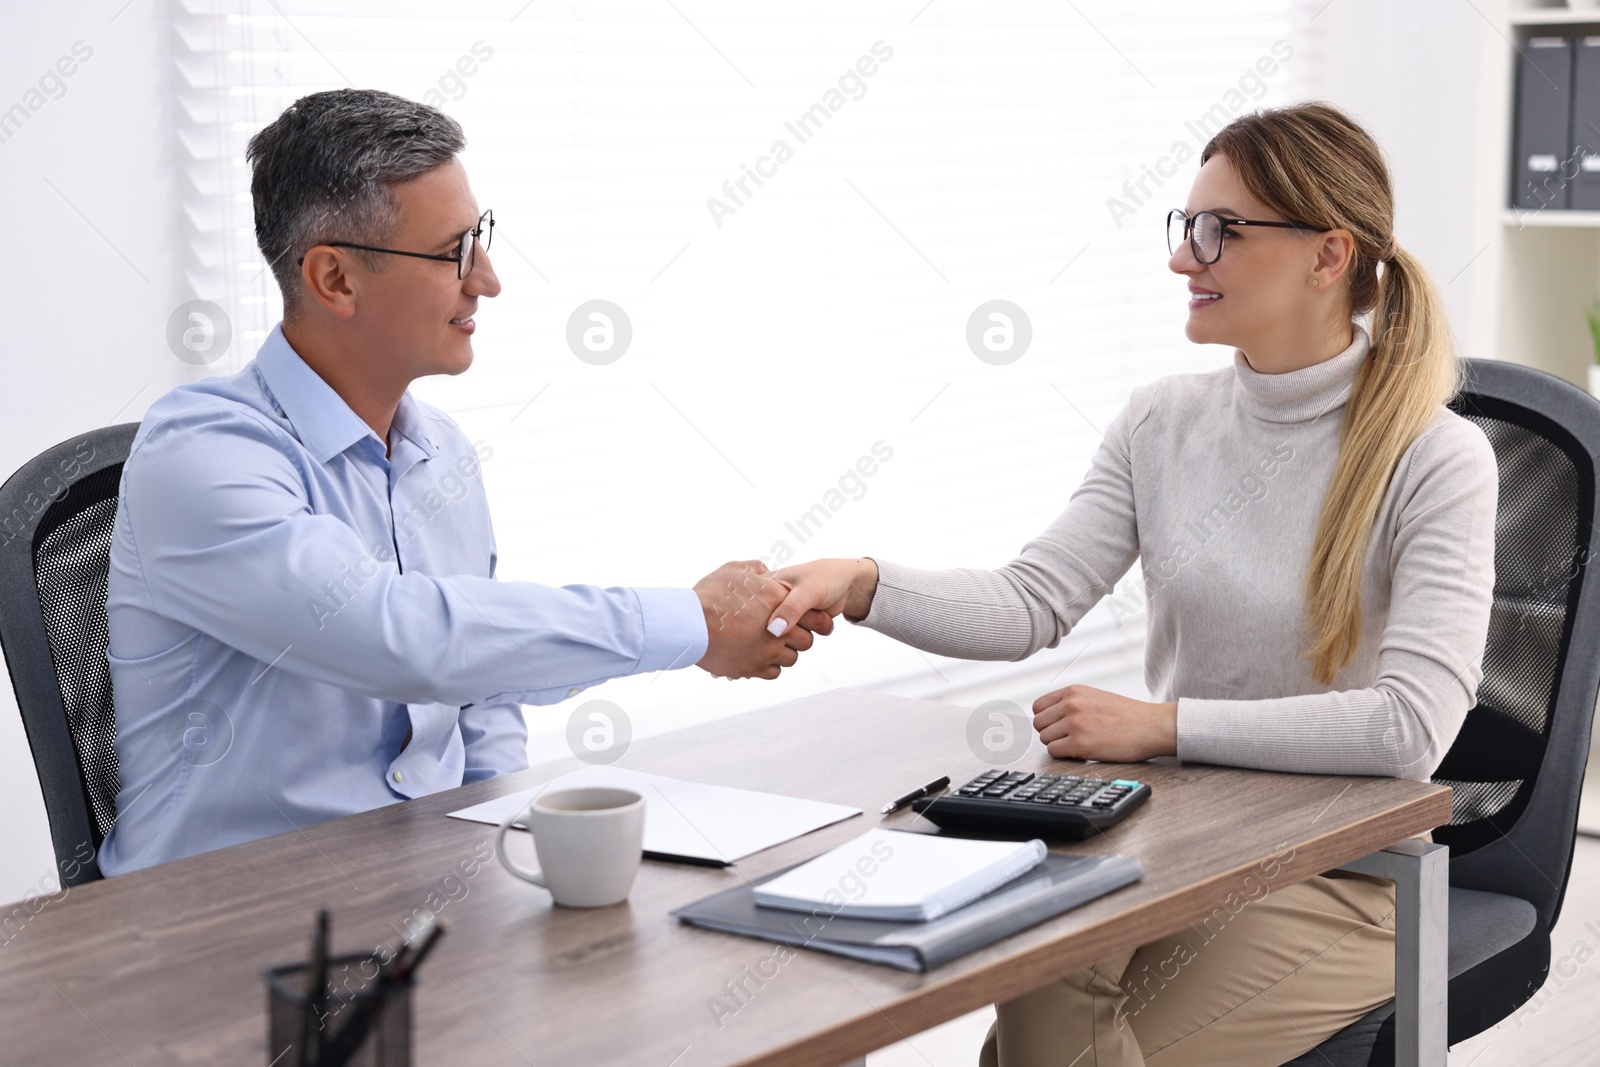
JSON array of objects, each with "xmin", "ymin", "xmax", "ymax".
[
  {"xmin": 0, "ymin": 423, "xmax": 137, "ymax": 886},
  {"xmin": 35, "ymin": 463, "xmax": 124, "ymax": 838},
  {"xmin": 1437, "ymin": 361, "xmax": 1600, "ymax": 932}
]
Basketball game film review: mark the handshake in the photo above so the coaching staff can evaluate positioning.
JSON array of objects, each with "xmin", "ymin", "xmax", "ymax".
[{"xmin": 691, "ymin": 558, "xmax": 880, "ymax": 680}]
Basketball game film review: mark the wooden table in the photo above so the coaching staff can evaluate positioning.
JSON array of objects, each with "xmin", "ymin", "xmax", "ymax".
[{"xmin": 0, "ymin": 689, "xmax": 1452, "ymax": 1066}]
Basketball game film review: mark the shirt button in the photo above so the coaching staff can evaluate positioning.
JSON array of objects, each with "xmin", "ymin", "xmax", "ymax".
[
  {"xmin": 393, "ymin": 771, "xmax": 403, "ymax": 783},
  {"xmin": 567, "ymin": 687, "xmax": 580, "ymax": 698}
]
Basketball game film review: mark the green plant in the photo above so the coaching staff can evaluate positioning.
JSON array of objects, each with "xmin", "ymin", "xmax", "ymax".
[{"xmin": 1588, "ymin": 298, "xmax": 1600, "ymax": 366}]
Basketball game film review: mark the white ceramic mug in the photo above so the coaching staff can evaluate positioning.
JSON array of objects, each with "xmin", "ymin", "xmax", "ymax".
[{"xmin": 493, "ymin": 786, "xmax": 645, "ymax": 907}]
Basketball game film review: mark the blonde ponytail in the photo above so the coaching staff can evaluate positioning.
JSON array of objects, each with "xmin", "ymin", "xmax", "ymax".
[
  {"xmin": 1304, "ymin": 249, "xmax": 1458, "ymax": 682},
  {"xmin": 1202, "ymin": 104, "xmax": 1459, "ymax": 684}
]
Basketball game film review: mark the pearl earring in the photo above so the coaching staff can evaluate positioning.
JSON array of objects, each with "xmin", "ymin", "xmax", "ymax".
[{"xmin": 1310, "ymin": 277, "xmax": 1320, "ymax": 287}]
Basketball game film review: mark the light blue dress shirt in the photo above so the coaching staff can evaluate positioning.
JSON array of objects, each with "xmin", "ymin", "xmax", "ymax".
[{"xmin": 98, "ymin": 324, "xmax": 708, "ymax": 876}]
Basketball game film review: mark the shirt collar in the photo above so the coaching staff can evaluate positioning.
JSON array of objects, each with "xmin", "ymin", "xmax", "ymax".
[
  {"xmin": 388, "ymin": 390, "xmax": 440, "ymax": 461},
  {"xmin": 255, "ymin": 323, "xmax": 439, "ymax": 465},
  {"xmin": 1232, "ymin": 322, "xmax": 1371, "ymax": 425}
]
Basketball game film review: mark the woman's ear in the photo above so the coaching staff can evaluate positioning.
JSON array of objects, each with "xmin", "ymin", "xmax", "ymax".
[{"xmin": 1310, "ymin": 228, "xmax": 1355, "ymax": 289}]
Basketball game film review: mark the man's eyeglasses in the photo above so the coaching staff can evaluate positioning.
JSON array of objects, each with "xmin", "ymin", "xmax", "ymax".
[
  {"xmin": 298, "ymin": 209, "xmax": 494, "ymax": 280},
  {"xmin": 1166, "ymin": 208, "xmax": 1325, "ymax": 266}
]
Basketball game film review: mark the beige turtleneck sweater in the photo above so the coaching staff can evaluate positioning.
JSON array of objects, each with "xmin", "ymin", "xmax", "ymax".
[{"xmin": 857, "ymin": 324, "xmax": 1498, "ymax": 781}]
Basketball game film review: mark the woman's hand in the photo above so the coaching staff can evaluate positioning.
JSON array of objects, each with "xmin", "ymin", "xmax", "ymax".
[
  {"xmin": 691, "ymin": 560, "xmax": 833, "ymax": 679},
  {"xmin": 763, "ymin": 558, "xmax": 880, "ymax": 637},
  {"xmin": 1032, "ymin": 684, "xmax": 1178, "ymax": 763}
]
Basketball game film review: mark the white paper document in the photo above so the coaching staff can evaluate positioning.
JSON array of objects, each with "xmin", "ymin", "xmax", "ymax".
[
  {"xmin": 446, "ymin": 766, "xmax": 862, "ymax": 865},
  {"xmin": 751, "ymin": 829, "xmax": 1049, "ymax": 921}
]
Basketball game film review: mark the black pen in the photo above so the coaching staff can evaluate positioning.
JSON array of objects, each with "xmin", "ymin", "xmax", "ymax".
[
  {"xmin": 880, "ymin": 775, "xmax": 950, "ymax": 814},
  {"xmin": 300, "ymin": 908, "xmax": 329, "ymax": 1067},
  {"xmin": 323, "ymin": 918, "xmax": 447, "ymax": 1067},
  {"xmin": 393, "ymin": 918, "xmax": 446, "ymax": 981}
]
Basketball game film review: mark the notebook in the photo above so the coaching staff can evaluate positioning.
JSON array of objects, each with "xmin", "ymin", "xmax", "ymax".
[
  {"xmin": 750, "ymin": 828, "xmax": 1048, "ymax": 922},
  {"xmin": 676, "ymin": 851, "xmax": 1143, "ymax": 972}
]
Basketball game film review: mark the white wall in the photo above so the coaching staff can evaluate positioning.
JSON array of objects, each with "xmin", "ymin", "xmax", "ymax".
[
  {"xmin": 0, "ymin": 2, "xmax": 185, "ymax": 899},
  {"xmin": 1291, "ymin": 0, "xmax": 1507, "ymax": 363}
]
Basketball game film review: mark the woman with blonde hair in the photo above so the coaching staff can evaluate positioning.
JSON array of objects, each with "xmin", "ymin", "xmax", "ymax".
[{"xmin": 764, "ymin": 102, "xmax": 1497, "ymax": 1065}]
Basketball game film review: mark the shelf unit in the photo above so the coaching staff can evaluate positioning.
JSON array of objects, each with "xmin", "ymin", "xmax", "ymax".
[
  {"xmin": 1511, "ymin": 6, "xmax": 1600, "ymax": 25},
  {"xmin": 1486, "ymin": 5, "xmax": 1600, "ymax": 838},
  {"xmin": 1493, "ymin": 3, "xmax": 1600, "ymax": 388}
]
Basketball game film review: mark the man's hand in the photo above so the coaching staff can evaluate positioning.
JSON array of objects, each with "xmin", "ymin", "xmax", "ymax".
[
  {"xmin": 693, "ymin": 560, "xmax": 834, "ymax": 679},
  {"xmin": 1031, "ymin": 684, "xmax": 1178, "ymax": 763},
  {"xmin": 765, "ymin": 557, "xmax": 880, "ymax": 637}
]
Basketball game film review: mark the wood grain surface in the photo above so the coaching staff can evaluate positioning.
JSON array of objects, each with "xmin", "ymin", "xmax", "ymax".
[{"xmin": 0, "ymin": 688, "xmax": 1451, "ymax": 1067}]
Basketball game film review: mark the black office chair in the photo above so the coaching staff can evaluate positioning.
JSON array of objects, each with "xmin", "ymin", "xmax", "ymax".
[
  {"xmin": 0, "ymin": 423, "xmax": 138, "ymax": 888},
  {"xmin": 1282, "ymin": 359, "xmax": 1600, "ymax": 1066}
]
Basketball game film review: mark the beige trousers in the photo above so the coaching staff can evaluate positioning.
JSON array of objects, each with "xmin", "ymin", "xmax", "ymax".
[{"xmin": 977, "ymin": 862, "xmax": 1409, "ymax": 1067}]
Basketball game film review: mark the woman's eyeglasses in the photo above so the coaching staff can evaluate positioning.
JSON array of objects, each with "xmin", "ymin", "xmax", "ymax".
[
  {"xmin": 298, "ymin": 209, "xmax": 495, "ymax": 280},
  {"xmin": 1166, "ymin": 208, "xmax": 1325, "ymax": 265}
]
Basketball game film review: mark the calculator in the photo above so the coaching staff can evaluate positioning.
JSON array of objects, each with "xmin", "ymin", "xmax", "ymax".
[{"xmin": 910, "ymin": 769, "xmax": 1151, "ymax": 839}]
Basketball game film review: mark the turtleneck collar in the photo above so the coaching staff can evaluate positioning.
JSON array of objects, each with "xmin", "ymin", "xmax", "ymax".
[{"xmin": 1232, "ymin": 322, "xmax": 1370, "ymax": 424}]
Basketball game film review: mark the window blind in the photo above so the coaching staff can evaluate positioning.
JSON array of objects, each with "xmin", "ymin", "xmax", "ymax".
[{"xmin": 171, "ymin": 0, "xmax": 1298, "ymax": 759}]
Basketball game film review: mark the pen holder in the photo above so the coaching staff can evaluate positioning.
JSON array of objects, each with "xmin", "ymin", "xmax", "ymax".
[{"xmin": 264, "ymin": 951, "xmax": 413, "ymax": 1067}]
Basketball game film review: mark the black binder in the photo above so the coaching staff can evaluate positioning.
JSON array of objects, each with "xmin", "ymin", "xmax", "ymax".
[
  {"xmin": 1573, "ymin": 36, "xmax": 1600, "ymax": 209},
  {"xmin": 673, "ymin": 852, "xmax": 1142, "ymax": 972},
  {"xmin": 1513, "ymin": 35, "xmax": 1575, "ymax": 210}
]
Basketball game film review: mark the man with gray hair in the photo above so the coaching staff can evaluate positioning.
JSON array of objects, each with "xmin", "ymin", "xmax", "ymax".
[{"xmin": 98, "ymin": 89, "xmax": 826, "ymax": 876}]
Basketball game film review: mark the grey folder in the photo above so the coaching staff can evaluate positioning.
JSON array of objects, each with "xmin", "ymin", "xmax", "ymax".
[
  {"xmin": 1514, "ymin": 35, "xmax": 1574, "ymax": 210},
  {"xmin": 1573, "ymin": 37, "xmax": 1600, "ymax": 209},
  {"xmin": 673, "ymin": 852, "xmax": 1143, "ymax": 972}
]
